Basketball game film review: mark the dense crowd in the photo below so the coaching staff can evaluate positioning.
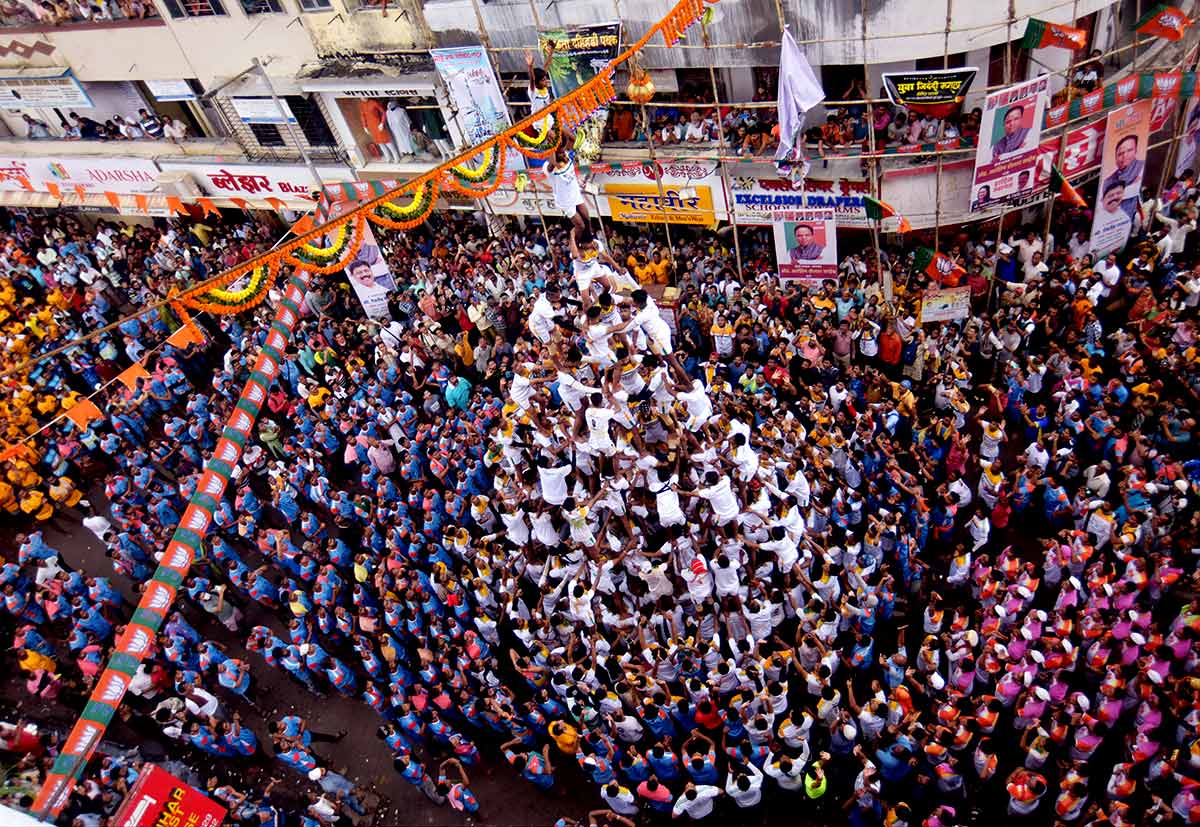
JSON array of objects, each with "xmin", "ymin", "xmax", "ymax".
[{"xmin": 0, "ymin": 134, "xmax": 1197, "ymax": 827}]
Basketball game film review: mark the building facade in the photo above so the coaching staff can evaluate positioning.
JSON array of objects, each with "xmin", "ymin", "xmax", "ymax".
[{"xmin": 0, "ymin": 0, "xmax": 1190, "ymax": 229}]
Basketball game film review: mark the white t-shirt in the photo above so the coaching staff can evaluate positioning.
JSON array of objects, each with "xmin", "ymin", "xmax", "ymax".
[
  {"xmin": 673, "ymin": 786, "xmax": 720, "ymax": 819},
  {"xmin": 698, "ymin": 476, "xmax": 739, "ymax": 524},
  {"xmin": 537, "ymin": 463, "xmax": 572, "ymax": 505}
]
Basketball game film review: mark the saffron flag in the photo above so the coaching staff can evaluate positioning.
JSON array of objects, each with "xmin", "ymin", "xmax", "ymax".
[
  {"xmin": 775, "ymin": 28, "xmax": 825, "ymax": 164},
  {"xmin": 45, "ymin": 182, "xmax": 61, "ymax": 200},
  {"xmin": 1136, "ymin": 4, "xmax": 1192, "ymax": 40},
  {"xmin": 914, "ymin": 247, "xmax": 966, "ymax": 284},
  {"xmin": 1050, "ymin": 165, "xmax": 1087, "ymax": 207},
  {"xmin": 167, "ymin": 321, "xmax": 205, "ymax": 349},
  {"xmin": 65, "ymin": 398, "xmax": 104, "ymax": 429},
  {"xmin": 1022, "ymin": 18, "xmax": 1088, "ymax": 50}
]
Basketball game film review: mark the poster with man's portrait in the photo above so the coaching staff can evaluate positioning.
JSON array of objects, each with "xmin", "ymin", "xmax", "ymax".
[
  {"xmin": 1090, "ymin": 99, "xmax": 1151, "ymax": 257},
  {"xmin": 1175, "ymin": 97, "xmax": 1200, "ymax": 179},
  {"xmin": 774, "ymin": 210, "xmax": 837, "ymax": 284},
  {"xmin": 323, "ymin": 195, "xmax": 396, "ymax": 319},
  {"xmin": 969, "ymin": 77, "xmax": 1049, "ymax": 212}
]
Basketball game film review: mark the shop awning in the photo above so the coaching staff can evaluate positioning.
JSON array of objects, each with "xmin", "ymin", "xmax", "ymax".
[{"xmin": 297, "ymin": 62, "xmax": 439, "ymax": 97}]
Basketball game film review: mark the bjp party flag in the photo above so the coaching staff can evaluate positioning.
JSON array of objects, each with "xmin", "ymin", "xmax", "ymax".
[
  {"xmin": 1022, "ymin": 18, "xmax": 1088, "ymax": 50},
  {"xmin": 1136, "ymin": 4, "xmax": 1192, "ymax": 40}
]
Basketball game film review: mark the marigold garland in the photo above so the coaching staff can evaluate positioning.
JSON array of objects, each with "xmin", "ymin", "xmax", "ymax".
[
  {"xmin": 181, "ymin": 261, "xmax": 280, "ymax": 315},
  {"xmin": 298, "ymin": 220, "xmax": 350, "ymax": 262},
  {"xmin": 511, "ymin": 120, "xmax": 562, "ymax": 159},
  {"xmin": 368, "ymin": 180, "xmax": 440, "ymax": 230},
  {"xmin": 451, "ymin": 146, "xmax": 499, "ymax": 183},
  {"xmin": 442, "ymin": 148, "xmax": 507, "ymax": 198},
  {"xmin": 283, "ymin": 215, "xmax": 367, "ymax": 275},
  {"xmin": 513, "ymin": 115, "xmax": 554, "ymax": 147}
]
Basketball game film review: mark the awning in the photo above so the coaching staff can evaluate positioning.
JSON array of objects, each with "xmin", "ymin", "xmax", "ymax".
[
  {"xmin": 297, "ymin": 60, "xmax": 439, "ymax": 97},
  {"xmin": 0, "ymin": 191, "xmax": 59, "ymax": 208}
]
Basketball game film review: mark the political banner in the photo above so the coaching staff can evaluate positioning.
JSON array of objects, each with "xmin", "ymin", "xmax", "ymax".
[
  {"xmin": 344, "ymin": 223, "xmax": 395, "ymax": 319},
  {"xmin": 111, "ymin": 765, "xmax": 226, "ymax": 827},
  {"xmin": 969, "ymin": 77, "xmax": 1050, "ymax": 211},
  {"xmin": 538, "ymin": 22, "xmax": 621, "ymax": 161},
  {"xmin": 882, "ymin": 68, "xmax": 977, "ymax": 117},
  {"xmin": 1175, "ymin": 97, "xmax": 1200, "ymax": 178},
  {"xmin": 431, "ymin": 45, "xmax": 523, "ymax": 170},
  {"xmin": 729, "ymin": 177, "xmax": 870, "ymax": 226},
  {"xmin": 322, "ymin": 197, "xmax": 395, "ymax": 318},
  {"xmin": 919, "ymin": 286, "xmax": 971, "ymax": 323},
  {"xmin": 1090, "ymin": 99, "xmax": 1152, "ymax": 257},
  {"xmin": 773, "ymin": 210, "xmax": 838, "ymax": 284}
]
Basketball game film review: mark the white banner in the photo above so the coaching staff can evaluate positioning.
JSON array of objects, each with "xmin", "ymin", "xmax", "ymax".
[
  {"xmin": 0, "ymin": 70, "xmax": 91, "ymax": 110},
  {"xmin": 157, "ymin": 162, "xmax": 355, "ymax": 201},
  {"xmin": 0, "ymin": 156, "xmax": 159, "ymax": 194},
  {"xmin": 145, "ymin": 80, "xmax": 196, "ymax": 102},
  {"xmin": 729, "ymin": 176, "xmax": 870, "ymax": 226},
  {"xmin": 231, "ymin": 97, "xmax": 296, "ymax": 124}
]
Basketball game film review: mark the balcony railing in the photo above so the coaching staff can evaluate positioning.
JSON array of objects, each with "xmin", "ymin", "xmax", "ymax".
[
  {"xmin": 0, "ymin": 136, "xmax": 242, "ymax": 158},
  {"xmin": 0, "ymin": 4, "xmax": 163, "ymax": 31}
]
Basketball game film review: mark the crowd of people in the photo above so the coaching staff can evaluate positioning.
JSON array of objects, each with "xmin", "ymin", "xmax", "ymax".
[
  {"xmin": 21, "ymin": 108, "xmax": 189, "ymax": 142},
  {"xmin": 0, "ymin": 129, "xmax": 1196, "ymax": 827}
]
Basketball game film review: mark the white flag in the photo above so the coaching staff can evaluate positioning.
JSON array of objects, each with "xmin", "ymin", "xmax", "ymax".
[{"xmin": 775, "ymin": 28, "xmax": 825, "ymax": 162}]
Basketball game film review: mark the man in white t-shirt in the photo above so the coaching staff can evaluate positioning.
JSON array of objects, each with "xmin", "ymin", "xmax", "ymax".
[
  {"xmin": 672, "ymin": 783, "xmax": 721, "ymax": 818},
  {"xmin": 680, "ymin": 471, "xmax": 741, "ymax": 529},
  {"xmin": 536, "ymin": 455, "xmax": 572, "ymax": 506}
]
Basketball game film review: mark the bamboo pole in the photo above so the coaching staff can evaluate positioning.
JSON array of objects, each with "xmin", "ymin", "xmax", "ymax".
[
  {"xmin": 701, "ymin": 18, "xmax": 743, "ymax": 277},
  {"xmin": 862, "ymin": 0, "xmax": 883, "ymax": 287},
  {"xmin": 1043, "ymin": 0, "xmax": 1081, "ymax": 245},
  {"xmin": 933, "ymin": 0, "xmax": 953, "ymax": 253}
]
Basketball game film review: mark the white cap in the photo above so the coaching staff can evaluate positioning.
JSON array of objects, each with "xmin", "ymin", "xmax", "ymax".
[
  {"xmin": 1034, "ymin": 687, "xmax": 1050, "ymax": 701},
  {"xmin": 307, "ymin": 768, "xmax": 322, "ymax": 781}
]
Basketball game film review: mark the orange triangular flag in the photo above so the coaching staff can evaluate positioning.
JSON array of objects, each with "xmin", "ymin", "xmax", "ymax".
[
  {"xmin": 45, "ymin": 182, "xmax": 61, "ymax": 200},
  {"xmin": 230, "ymin": 197, "xmax": 250, "ymax": 212},
  {"xmin": 166, "ymin": 196, "xmax": 187, "ymax": 215},
  {"xmin": 291, "ymin": 215, "xmax": 314, "ymax": 236},
  {"xmin": 0, "ymin": 442, "xmax": 32, "ymax": 462},
  {"xmin": 73, "ymin": 185, "xmax": 86, "ymax": 201},
  {"xmin": 104, "ymin": 192, "xmax": 121, "ymax": 210},
  {"xmin": 265, "ymin": 196, "xmax": 287, "ymax": 211},
  {"xmin": 17, "ymin": 177, "xmax": 32, "ymax": 192},
  {"xmin": 65, "ymin": 398, "xmax": 103, "ymax": 429},
  {"xmin": 116, "ymin": 362, "xmax": 150, "ymax": 391},
  {"xmin": 134, "ymin": 194, "xmax": 148, "ymax": 213},
  {"xmin": 197, "ymin": 198, "xmax": 218, "ymax": 218},
  {"xmin": 167, "ymin": 321, "xmax": 205, "ymax": 348},
  {"xmin": 898, "ymin": 217, "xmax": 913, "ymax": 234}
]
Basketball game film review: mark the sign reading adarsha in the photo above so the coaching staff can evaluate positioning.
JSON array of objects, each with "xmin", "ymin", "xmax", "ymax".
[
  {"xmin": 883, "ymin": 68, "xmax": 978, "ymax": 117},
  {"xmin": 111, "ymin": 766, "xmax": 226, "ymax": 827}
]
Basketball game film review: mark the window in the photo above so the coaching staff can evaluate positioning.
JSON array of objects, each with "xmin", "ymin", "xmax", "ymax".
[
  {"xmin": 820, "ymin": 65, "xmax": 866, "ymax": 105},
  {"xmin": 915, "ymin": 52, "xmax": 968, "ymax": 71},
  {"xmin": 239, "ymin": 0, "xmax": 282, "ymax": 12},
  {"xmin": 296, "ymin": 0, "xmax": 332, "ymax": 11},
  {"xmin": 249, "ymin": 122, "xmax": 285, "ymax": 146},
  {"xmin": 285, "ymin": 95, "xmax": 336, "ymax": 146},
  {"xmin": 161, "ymin": 0, "xmax": 226, "ymax": 16},
  {"xmin": 987, "ymin": 40, "xmax": 1029, "ymax": 86}
]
